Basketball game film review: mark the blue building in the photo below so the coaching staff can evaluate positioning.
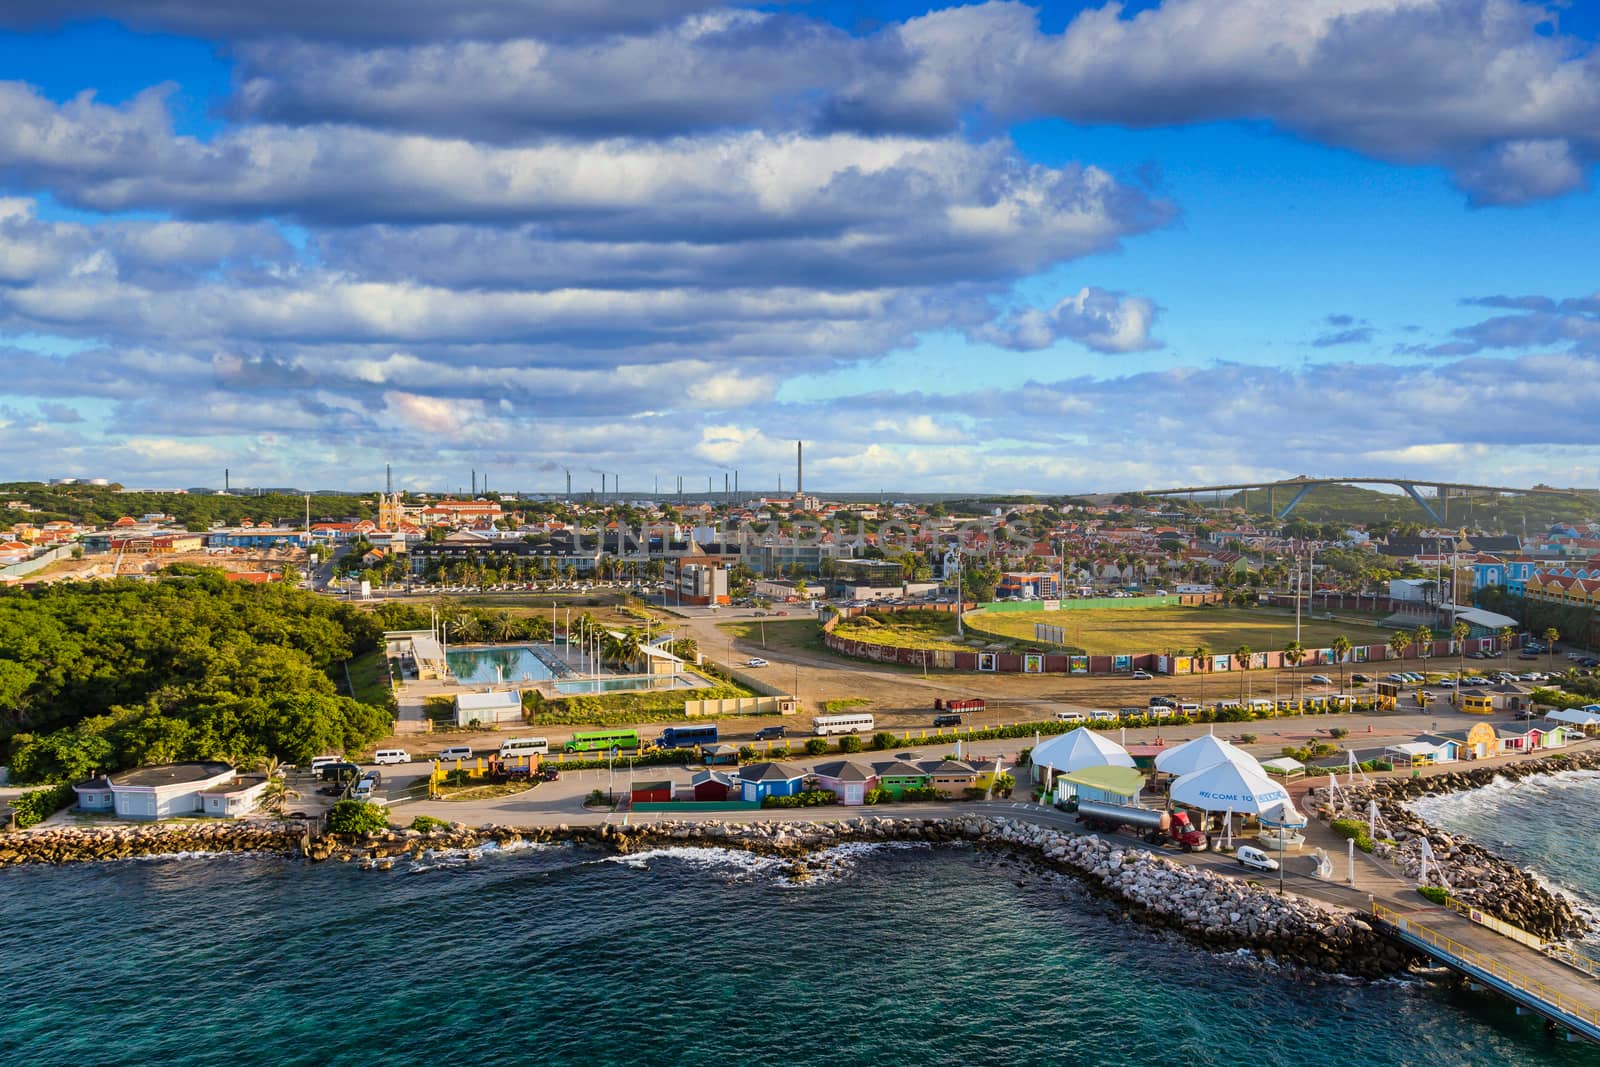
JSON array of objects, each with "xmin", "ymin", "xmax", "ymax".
[
  {"xmin": 736, "ymin": 761, "xmax": 806, "ymax": 802},
  {"xmin": 206, "ymin": 528, "xmax": 309, "ymax": 549}
]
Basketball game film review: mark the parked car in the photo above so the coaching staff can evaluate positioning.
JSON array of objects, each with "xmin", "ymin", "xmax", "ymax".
[
  {"xmin": 932, "ymin": 713, "xmax": 963, "ymax": 727},
  {"xmin": 1236, "ymin": 845, "xmax": 1280, "ymax": 872},
  {"xmin": 754, "ymin": 725, "xmax": 787, "ymax": 741},
  {"xmin": 745, "ymin": 657, "xmax": 769, "ymax": 668},
  {"xmin": 1351, "ymin": 673, "xmax": 1372, "ymax": 683},
  {"xmin": 1131, "ymin": 669, "xmax": 1154, "ymax": 680},
  {"xmin": 1309, "ymin": 674, "xmax": 1333, "ymax": 686},
  {"xmin": 308, "ymin": 755, "xmax": 342, "ymax": 775}
]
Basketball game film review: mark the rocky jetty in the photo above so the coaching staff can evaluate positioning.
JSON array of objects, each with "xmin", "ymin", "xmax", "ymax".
[
  {"xmin": 0, "ymin": 813, "xmax": 1414, "ymax": 976},
  {"xmin": 331, "ymin": 815, "xmax": 1409, "ymax": 976},
  {"xmin": 1317, "ymin": 749, "xmax": 1600, "ymax": 942},
  {"xmin": 0, "ymin": 821, "xmax": 305, "ymax": 865}
]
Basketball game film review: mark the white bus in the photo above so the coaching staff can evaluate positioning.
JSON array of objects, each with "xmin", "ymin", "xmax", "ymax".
[
  {"xmin": 498, "ymin": 737, "xmax": 550, "ymax": 759},
  {"xmin": 812, "ymin": 713, "xmax": 876, "ymax": 736}
]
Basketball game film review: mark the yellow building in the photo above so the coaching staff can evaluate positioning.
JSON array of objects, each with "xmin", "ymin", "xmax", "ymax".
[{"xmin": 1459, "ymin": 692, "xmax": 1494, "ymax": 715}]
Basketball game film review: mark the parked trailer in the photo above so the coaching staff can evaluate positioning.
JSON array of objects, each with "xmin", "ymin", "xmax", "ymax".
[
  {"xmin": 1075, "ymin": 800, "xmax": 1209, "ymax": 852},
  {"xmin": 935, "ymin": 698, "xmax": 987, "ymax": 712}
]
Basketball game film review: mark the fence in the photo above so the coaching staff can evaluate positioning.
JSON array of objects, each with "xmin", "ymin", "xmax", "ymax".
[
  {"xmin": 684, "ymin": 695, "xmax": 796, "ymax": 718},
  {"xmin": 1372, "ymin": 902, "xmax": 1600, "ymax": 1031}
]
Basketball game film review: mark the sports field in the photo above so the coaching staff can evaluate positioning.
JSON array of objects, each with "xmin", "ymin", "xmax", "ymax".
[{"xmin": 968, "ymin": 605, "xmax": 1392, "ymax": 655}]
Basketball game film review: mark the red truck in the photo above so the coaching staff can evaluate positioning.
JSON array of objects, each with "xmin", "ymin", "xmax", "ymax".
[
  {"xmin": 1075, "ymin": 800, "xmax": 1209, "ymax": 852},
  {"xmin": 934, "ymin": 697, "xmax": 986, "ymax": 712}
]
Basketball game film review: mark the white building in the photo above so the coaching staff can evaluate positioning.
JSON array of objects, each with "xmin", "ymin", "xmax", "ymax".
[
  {"xmin": 455, "ymin": 689, "xmax": 524, "ymax": 726},
  {"xmin": 72, "ymin": 762, "xmax": 269, "ymax": 821}
]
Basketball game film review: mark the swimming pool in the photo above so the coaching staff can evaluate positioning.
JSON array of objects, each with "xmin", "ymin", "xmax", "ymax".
[
  {"xmin": 553, "ymin": 675, "xmax": 703, "ymax": 695},
  {"xmin": 447, "ymin": 645, "xmax": 558, "ymax": 685}
]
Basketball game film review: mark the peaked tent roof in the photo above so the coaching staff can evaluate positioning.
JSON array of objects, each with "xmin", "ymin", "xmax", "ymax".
[
  {"xmin": 1032, "ymin": 728, "xmax": 1136, "ymax": 773},
  {"xmin": 1169, "ymin": 761, "xmax": 1290, "ymax": 814},
  {"xmin": 1153, "ymin": 733, "xmax": 1261, "ymax": 777}
]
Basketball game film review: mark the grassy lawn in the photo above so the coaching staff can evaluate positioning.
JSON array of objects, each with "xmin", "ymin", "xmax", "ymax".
[
  {"xmin": 828, "ymin": 610, "xmax": 974, "ymax": 652},
  {"xmin": 718, "ymin": 618, "xmax": 831, "ymax": 656},
  {"xmin": 343, "ymin": 647, "xmax": 395, "ymax": 707},
  {"xmin": 433, "ymin": 780, "xmax": 543, "ymax": 802},
  {"xmin": 968, "ymin": 605, "xmax": 1391, "ymax": 655}
]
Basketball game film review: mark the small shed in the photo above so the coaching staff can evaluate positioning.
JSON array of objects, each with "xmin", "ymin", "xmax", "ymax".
[
  {"xmin": 72, "ymin": 775, "xmax": 116, "ymax": 813},
  {"xmin": 455, "ymin": 689, "xmax": 523, "ymax": 727},
  {"xmin": 198, "ymin": 774, "xmax": 270, "ymax": 818},
  {"xmin": 690, "ymin": 769, "xmax": 736, "ymax": 801},
  {"xmin": 1418, "ymin": 735, "xmax": 1462, "ymax": 762},
  {"xmin": 701, "ymin": 743, "xmax": 741, "ymax": 767},
  {"xmin": 631, "ymin": 780, "xmax": 674, "ymax": 804}
]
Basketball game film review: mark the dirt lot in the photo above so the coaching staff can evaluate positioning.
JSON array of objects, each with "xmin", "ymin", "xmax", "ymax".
[{"xmin": 25, "ymin": 546, "xmax": 307, "ymax": 584}]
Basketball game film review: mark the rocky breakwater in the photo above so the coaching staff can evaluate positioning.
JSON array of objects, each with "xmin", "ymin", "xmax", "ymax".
[
  {"xmin": 325, "ymin": 815, "xmax": 1410, "ymax": 976},
  {"xmin": 979, "ymin": 816, "xmax": 1412, "ymax": 978},
  {"xmin": 1324, "ymin": 749, "xmax": 1600, "ymax": 942},
  {"xmin": 0, "ymin": 821, "xmax": 305, "ymax": 866}
]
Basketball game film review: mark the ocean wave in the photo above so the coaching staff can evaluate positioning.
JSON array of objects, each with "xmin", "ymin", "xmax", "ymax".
[
  {"xmin": 406, "ymin": 837, "xmax": 552, "ymax": 873},
  {"xmin": 601, "ymin": 846, "xmax": 784, "ymax": 876},
  {"xmin": 777, "ymin": 840, "xmax": 932, "ymax": 889}
]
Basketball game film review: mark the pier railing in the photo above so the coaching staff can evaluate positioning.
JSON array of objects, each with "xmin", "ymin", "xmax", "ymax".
[
  {"xmin": 1371, "ymin": 903, "xmax": 1600, "ymax": 1031},
  {"xmin": 1435, "ymin": 896, "xmax": 1600, "ymax": 983}
]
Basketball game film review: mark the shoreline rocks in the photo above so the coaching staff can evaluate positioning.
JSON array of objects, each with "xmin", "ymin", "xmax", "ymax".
[
  {"xmin": 1314, "ymin": 749, "xmax": 1600, "ymax": 942},
  {"xmin": 0, "ymin": 812, "xmax": 1418, "ymax": 978}
]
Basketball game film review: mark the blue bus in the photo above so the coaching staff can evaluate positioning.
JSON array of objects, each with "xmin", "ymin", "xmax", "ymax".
[{"xmin": 657, "ymin": 724, "xmax": 719, "ymax": 749}]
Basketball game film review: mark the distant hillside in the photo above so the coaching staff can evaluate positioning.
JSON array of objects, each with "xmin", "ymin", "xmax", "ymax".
[
  {"xmin": 0, "ymin": 482, "xmax": 376, "ymax": 532},
  {"xmin": 1223, "ymin": 483, "xmax": 1600, "ymax": 531}
]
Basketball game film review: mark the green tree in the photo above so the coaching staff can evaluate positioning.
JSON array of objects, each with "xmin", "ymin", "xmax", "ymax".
[
  {"xmin": 1389, "ymin": 628, "xmax": 1413, "ymax": 664},
  {"xmin": 1413, "ymin": 624, "xmax": 1433, "ymax": 666},
  {"xmin": 1282, "ymin": 641, "xmax": 1305, "ymax": 705},
  {"xmin": 1235, "ymin": 645, "xmax": 1252, "ymax": 703},
  {"xmin": 1544, "ymin": 627, "xmax": 1561, "ymax": 672},
  {"xmin": 1499, "ymin": 625, "xmax": 1516, "ymax": 655},
  {"xmin": 1192, "ymin": 645, "xmax": 1209, "ymax": 707},
  {"xmin": 1331, "ymin": 634, "xmax": 1351, "ymax": 692},
  {"xmin": 1451, "ymin": 620, "xmax": 1470, "ymax": 683}
]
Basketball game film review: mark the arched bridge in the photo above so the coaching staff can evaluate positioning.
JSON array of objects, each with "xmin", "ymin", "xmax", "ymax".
[{"xmin": 1141, "ymin": 476, "xmax": 1591, "ymax": 522}]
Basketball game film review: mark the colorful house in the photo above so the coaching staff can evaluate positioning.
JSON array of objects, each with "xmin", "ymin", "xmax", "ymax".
[
  {"xmin": 631, "ymin": 780, "xmax": 674, "ymax": 804},
  {"xmin": 811, "ymin": 760, "xmax": 879, "ymax": 805},
  {"xmin": 873, "ymin": 761, "xmax": 931, "ymax": 798},
  {"xmin": 921, "ymin": 759, "xmax": 979, "ymax": 798},
  {"xmin": 736, "ymin": 761, "xmax": 806, "ymax": 802},
  {"xmin": 690, "ymin": 769, "xmax": 736, "ymax": 801}
]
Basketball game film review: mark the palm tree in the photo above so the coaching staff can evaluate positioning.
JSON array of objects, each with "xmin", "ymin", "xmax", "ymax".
[
  {"xmin": 252, "ymin": 756, "xmax": 299, "ymax": 816},
  {"xmin": 1544, "ymin": 627, "xmax": 1561, "ymax": 672},
  {"xmin": 1413, "ymin": 624, "xmax": 1433, "ymax": 674},
  {"xmin": 1389, "ymin": 628, "xmax": 1412, "ymax": 666},
  {"xmin": 1498, "ymin": 624, "xmax": 1515, "ymax": 656},
  {"xmin": 493, "ymin": 611, "xmax": 520, "ymax": 643},
  {"xmin": 1235, "ymin": 644, "xmax": 1252, "ymax": 703},
  {"xmin": 1192, "ymin": 645, "xmax": 1208, "ymax": 708},
  {"xmin": 1331, "ymin": 634, "xmax": 1351, "ymax": 692},
  {"xmin": 1451, "ymin": 620, "xmax": 1470, "ymax": 684},
  {"xmin": 1283, "ymin": 640, "xmax": 1305, "ymax": 707}
]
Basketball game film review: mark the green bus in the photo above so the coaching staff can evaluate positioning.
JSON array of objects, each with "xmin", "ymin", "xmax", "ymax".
[{"xmin": 564, "ymin": 729, "xmax": 642, "ymax": 753}]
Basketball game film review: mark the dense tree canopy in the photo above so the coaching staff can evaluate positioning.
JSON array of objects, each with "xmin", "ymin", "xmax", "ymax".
[{"xmin": 0, "ymin": 571, "xmax": 389, "ymax": 782}]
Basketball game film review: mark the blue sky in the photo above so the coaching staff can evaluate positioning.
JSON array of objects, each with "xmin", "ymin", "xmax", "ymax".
[{"xmin": 0, "ymin": 0, "xmax": 1597, "ymax": 493}]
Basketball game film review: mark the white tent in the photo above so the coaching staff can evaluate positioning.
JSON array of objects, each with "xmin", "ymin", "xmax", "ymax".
[
  {"xmin": 1032, "ymin": 729, "xmax": 1135, "ymax": 774},
  {"xmin": 1169, "ymin": 760, "xmax": 1291, "ymax": 814},
  {"xmin": 1260, "ymin": 755, "xmax": 1305, "ymax": 778},
  {"xmin": 1154, "ymin": 733, "xmax": 1261, "ymax": 777},
  {"xmin": 1259, "ymin": 799, "xmax": 1307, "ymax": 828}
]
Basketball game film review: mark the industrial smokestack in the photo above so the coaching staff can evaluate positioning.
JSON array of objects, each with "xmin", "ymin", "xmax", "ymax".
[
  {"xmin": 386, "ymin": 464, "xmax": 392, "ymax": 495},
  {"xmin": 471, "ymin": 469, "xmax": 476, "ymax": 496},
  {"xmin": 224, "ymin": 468, "xmax": 230, "ymax": 494},
  {"xmin": 796, "ymin": 441, "xmax": 803, "ymax": 496}
]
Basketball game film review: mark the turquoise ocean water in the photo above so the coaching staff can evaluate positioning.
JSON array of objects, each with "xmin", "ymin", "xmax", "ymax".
[{"xmin": 3, "ymin": 838, "xmax": 1599, "ymax": 1065}]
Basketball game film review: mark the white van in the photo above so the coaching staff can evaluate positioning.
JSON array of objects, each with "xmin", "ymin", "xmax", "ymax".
[
  {"xmin": 438, "ymin": 746, "xmax": 474, "ymax": 762},
  {"xmin": 1087, "ymin": 709, "xmax": 1118, "ymax": 722},
  {"xmin": 498, "ymin": 737, "xmax": 549, "ymax": 759},
  {"xmin": 1178, "ymin": 703, "xmax": 1201, "ymax": 716},
  {"xmin": 308, "ymin": 755, "xmax": 341, "ymax": 775},
  {"xmin": 374, "ymin": 749, "xmax": 412, "ymax": 766},
  {"xmin": 1054, "ymin": 710, "xmax": 1085, "ymax": 723}
]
